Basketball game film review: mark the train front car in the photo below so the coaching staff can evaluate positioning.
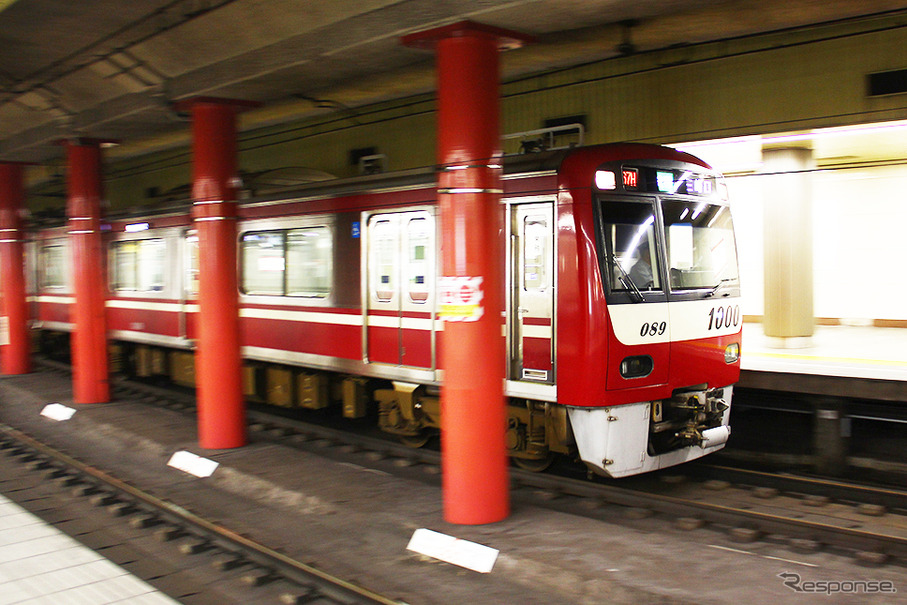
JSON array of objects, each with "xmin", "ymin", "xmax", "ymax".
[{"xmin": 557, "ymin": 144, "xmax": 741, "ymax": 478}]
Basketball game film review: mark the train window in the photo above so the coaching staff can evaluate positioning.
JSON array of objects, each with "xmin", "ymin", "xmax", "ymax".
[
  {"xmin": 406, "ymin": 217, "xmax": 430, "ymax": 303},
  {"xmin": 600, "ymin": 201, "xmax": 661, "ymax": 292},
  {"xmin": 241, "ymin": 231, "xmax": 286, "ymax": 295},
  {"xmin": 286, "ymin": 227, "xmax": 332, "ymax": 298},
  {"xmin": 185, "ymin": 232, "xmax": 199, "ymax": 297},
  {"xmin": 662, "ymin": 201, "xmax": 739, "ymax": 290},
  {"xmin": 113, "ymin": 241, "xmax": 138, "ymax": 290},
  {"xmin": 111, "ymin": 239, "xmax": 165, "ymax": 292},
  {"xmin": 138, "ymin": 239, "xmax": 165, "ymax": 291},
  {"xmin": 522, "ymin": 216, "xmax": 549, "ymax": 291},
  {"xmin": 372, "ymin": 219, "xmax": 396, "ymax": 301},
  {"xmin": 39, "ymin": 244, "xmax": 66, "ymax": 289}
]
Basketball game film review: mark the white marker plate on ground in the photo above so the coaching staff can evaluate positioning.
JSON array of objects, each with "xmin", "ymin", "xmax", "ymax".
[
  {"xmin": 167, "ymin": 450, "xmax": 219, "ymax": 478},
  {"xmin": 406, "ymin": 528, "xmax": 499, "ymax": 573},
  {"xmin": 41, "ymin": 403, "xmax": 76, "ymax": 421}
]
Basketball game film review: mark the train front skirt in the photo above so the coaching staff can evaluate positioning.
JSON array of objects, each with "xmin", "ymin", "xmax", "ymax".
[{"xmin": 568, "ymin": 387, "xmax": 733, "ymax": 478}]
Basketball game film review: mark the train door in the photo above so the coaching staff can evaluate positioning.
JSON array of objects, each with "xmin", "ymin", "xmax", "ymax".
[
  {"xmin": 510, "ymin": 202, "xmax": 555, "ymax": 383},
  {"xmin": 365, "ymin": 210, "xmax": 435, "ymax": 368},
  {"xmin": 181, "ymin": 229, "xmax": 198, "ymax": 342}
]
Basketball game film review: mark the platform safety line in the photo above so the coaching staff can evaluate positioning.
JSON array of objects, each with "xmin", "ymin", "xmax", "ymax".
[{"xmin": 745, "ymin": 350, "xmax": 907, "ymax": 367}]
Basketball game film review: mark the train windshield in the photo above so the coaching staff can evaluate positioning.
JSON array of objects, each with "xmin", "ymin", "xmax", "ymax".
[
  {"xmin": 662, "ymin": 200, "xmax": 739, "ymax": 291},
  {"xmin": 600, "ymin": 200, "xmax": 662, "ymax": 296}
]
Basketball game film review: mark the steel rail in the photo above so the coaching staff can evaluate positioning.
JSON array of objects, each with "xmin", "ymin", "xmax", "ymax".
[{"xmin": 686, "ymin": 463, "xmax": 907, "ymax": 511}]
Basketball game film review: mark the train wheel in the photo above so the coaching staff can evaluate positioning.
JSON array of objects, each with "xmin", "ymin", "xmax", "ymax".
[
  {"xmin": 512, "ymin": 453, "xmax": 555, "ymax": 472},
  {"xmin": 399, "ymin": 432, "xmax": 431, "ymax": 448}
]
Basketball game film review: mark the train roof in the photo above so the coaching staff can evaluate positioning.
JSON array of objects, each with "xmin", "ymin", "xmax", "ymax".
[{"xmin": 28, "ymin": 142, "xmax": 711, "ymax": 228}]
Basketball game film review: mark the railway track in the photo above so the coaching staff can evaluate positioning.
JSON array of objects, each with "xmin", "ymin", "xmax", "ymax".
[
  {"xmin": 20, "ymin": 359, "xmax": 907, "ymax": 569},
  {"xmin": 0, "ymin": 420, "xmax": 403, "ymax": 605},
  {"xmin": 680, "ymin": 462, "xmax": 907, "ymax": 512},
  {"xmin": 523, "ymin": 468, "xmax": 907, "ymax": 565}
]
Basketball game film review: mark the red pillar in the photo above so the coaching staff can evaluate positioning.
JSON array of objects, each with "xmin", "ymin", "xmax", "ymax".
[
  {"xmin": 0, "ymin": 163, "xmax": 31, "ymax": 375},
  {"xmin": 181, "ymin": 98, "xmax": 256, "ymax": 449},
  {"xmin": 66, "ymin": 141, "xmax": 110, "ymax": 403},
  {"xmin": 403, "ymin": 22, "xmax": 532, "ymax": 525}
]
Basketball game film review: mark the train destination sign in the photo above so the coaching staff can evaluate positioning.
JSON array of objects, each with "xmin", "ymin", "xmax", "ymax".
[{"xmin": 600, "ymin": 166, "xmax": 722, "ymax": 198}]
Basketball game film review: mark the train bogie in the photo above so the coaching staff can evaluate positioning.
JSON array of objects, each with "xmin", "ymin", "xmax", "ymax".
[{"xmin": 375, "ymin": 382, "xmax": 440, "ymax": 446}]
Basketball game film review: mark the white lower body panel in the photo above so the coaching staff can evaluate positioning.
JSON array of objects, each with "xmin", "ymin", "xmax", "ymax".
[{"xmin": 568, "ymin": 387, "xmax": 733, "ymax": 478}]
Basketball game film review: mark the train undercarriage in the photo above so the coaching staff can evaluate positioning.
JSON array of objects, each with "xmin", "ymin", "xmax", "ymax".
[
  {"xmin": 38, "ymin": 335, "xmax": 730, "ymax": 476},
  {"xmin": 98, "ymin": 340, "xmax": 574, "ymax": 469}
]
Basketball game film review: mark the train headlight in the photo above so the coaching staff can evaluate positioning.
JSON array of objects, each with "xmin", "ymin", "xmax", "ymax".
[
  {"xmin": 724, "ymin": 343, "xmax": 740, "ymax": 364},
  {"xmin": 595, "ymin": 170, "xmax": 616, "ymax": 190},
  {"xmin": 620, "ymin": 355, "xmax": 653, "ymax": 378}
]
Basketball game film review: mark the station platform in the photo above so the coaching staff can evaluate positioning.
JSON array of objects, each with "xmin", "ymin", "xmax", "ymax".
[
  {"xmin": 0, "ymin": 492, "xmax": 179, "ymax": 604},
  {"xmin": 1, "ymin": 370, "xmax": 904, "ymax": 604},
  {"xmin": 739, "ymin": 324, "xmax": 907, "ymax": 401}
]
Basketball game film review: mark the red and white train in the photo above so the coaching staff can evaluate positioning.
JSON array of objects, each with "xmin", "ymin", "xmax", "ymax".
[{"xmin": 28, "ymin": 142, "xmax": 741, "ymax": 477}]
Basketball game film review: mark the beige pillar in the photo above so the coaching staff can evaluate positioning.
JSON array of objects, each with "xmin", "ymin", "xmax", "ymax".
[{"xmin": 762, "ymin": 146, "xmax": 814, "ymax": 347}]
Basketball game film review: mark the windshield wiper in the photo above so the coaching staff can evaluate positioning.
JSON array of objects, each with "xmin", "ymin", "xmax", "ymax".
[
  {"xmin": 706, "ymin": 277, "xmax": 737, "ymax": 298},
  {"xmin": 610, "ymin": 254, "xmax": 645, "ymax": 303}
]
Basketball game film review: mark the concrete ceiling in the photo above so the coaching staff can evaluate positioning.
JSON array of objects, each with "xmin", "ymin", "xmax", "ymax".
[{"xmin": 1, "ymin": 0, "xmax": 906, "ymax": 163}]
